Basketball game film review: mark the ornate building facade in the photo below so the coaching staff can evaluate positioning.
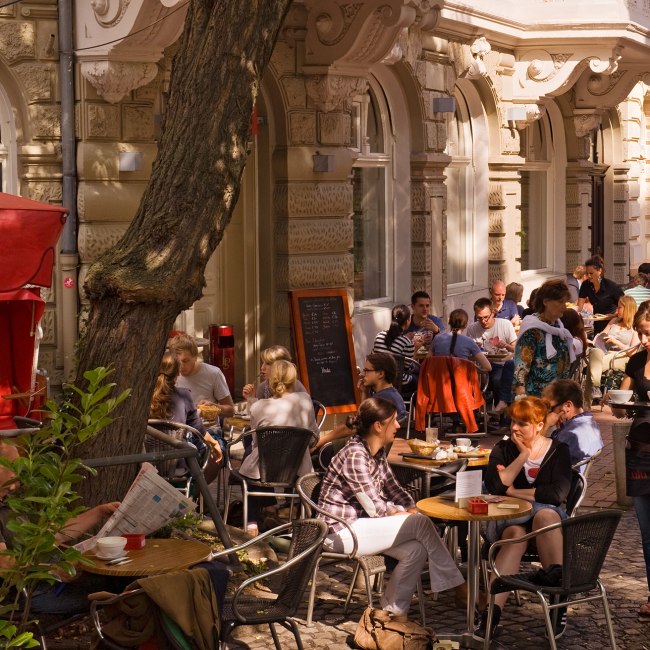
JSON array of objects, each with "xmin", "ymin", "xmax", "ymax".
[{"xmin": 2, "ymin": 0, "xmax": 650, "ymax": 392}]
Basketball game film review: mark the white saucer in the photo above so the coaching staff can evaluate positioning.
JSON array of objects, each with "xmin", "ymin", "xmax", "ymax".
[{"xmin": 94, "ymin": 551, "xmax": 127, "ymax": 560}]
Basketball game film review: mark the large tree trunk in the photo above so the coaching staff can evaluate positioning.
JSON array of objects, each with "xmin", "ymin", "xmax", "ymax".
[{"xmin": 76, "ymin": 0, "xmax": 292, "ymax": 505}]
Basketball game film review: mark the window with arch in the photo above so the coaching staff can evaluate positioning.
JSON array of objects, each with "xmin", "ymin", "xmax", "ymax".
[
  {"xmin": 351, "ymin": 82, "xmax": 393, "ymax": 304},
  {"xmin": 519, "ymin": 117, "xmax": 552, "ymax": 272}
]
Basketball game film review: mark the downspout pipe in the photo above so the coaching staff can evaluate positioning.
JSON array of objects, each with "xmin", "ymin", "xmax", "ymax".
[{"xmin": 58, "ymin": 0, "xmax": 78, "ymax": 378}]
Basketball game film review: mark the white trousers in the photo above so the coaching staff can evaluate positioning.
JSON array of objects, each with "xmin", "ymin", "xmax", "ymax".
[{"xmin": 326, "ymin": 513, "xmax": 464, "ymax": 615}]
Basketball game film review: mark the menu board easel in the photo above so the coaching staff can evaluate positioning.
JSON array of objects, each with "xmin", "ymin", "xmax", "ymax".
[{"xmin": 289, "ymin": 289, "xmax": 360, "ymax": 414}]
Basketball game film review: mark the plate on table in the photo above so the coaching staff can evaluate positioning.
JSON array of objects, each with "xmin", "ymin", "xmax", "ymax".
[
  {"xmin": 454, "ymin": 447, "xmax": 491, "ymax": 458},
  {"xmin": 399, "ymin": 452, "xmax": 458, "ymax": 466}
]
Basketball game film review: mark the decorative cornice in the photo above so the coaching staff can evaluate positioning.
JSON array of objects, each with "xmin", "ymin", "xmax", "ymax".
[
  {"xmin": 512, "ymin": 103, "xmax": 544, "ymax": 131},
  {"xmin": 305, "ymin": 73, "xmax": 368, "ymax": 112},
  {"xmin": 574, "ymin": 66, "xmax": 650, "ymax": 111},
  {"xmin": 573, "ymin": 109, "xmax": 603, "ymax": 139},
  {"xmin": 75, "ymin": 0, "xmax": 187, "ymax": 103},
  {"xmin": 304, "ymin": 0, "xmax": 441, "ymax": 71}
]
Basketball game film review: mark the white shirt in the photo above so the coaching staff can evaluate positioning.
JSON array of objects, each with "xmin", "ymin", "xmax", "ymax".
[
  {"xmin": 175, "ymin": 362, "xmax": 230, "ymax": 404},
  {"xmin": 466, "ymin": 319, "xmax": 517, "ymax": 353}
]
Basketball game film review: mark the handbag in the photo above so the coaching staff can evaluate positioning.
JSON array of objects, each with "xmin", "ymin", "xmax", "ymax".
[{"xmin": 354, "ymin": 606, "xmax": 436, "ymax": 650}]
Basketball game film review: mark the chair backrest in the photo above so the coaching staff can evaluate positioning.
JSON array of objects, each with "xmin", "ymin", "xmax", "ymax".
[
  {"xmin": 145, "ymin": 420, "xmax": 194, "ymax": 479},
  {"xmin": 312, "ymin": 400, "xmax": 327, "ymax": 430},
  {"xmin": 296, "ymin": 472, "xmax": 323, "ymax": 518},
  {"xmin": 390, "ymin": 353, "xmax": 406, "ymax": 394},
  {"xmin": 566, "ymin": 468, "xmax": 587, "ymax": 516},
  {"xmin": 317, "ymin": 441, "xmax": 335, "ymax": 471},
  {"xmin": 561, "ymin": 509, "xmax": 622, "ymax": 592},
  {"xmin": 256, "ymin": 426, "xmax": 313, "ymax": 484},
  {"xmin": 275, "ymin": 518, "xmax": 328, "ymax": 614},
  {"xmin": 392, "ymin": 458, "xmax": 467, "ymax": 501}
]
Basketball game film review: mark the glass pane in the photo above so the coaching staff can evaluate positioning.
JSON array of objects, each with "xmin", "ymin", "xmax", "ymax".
[
  {"xmin": 520, "ymin": 170, "xmax": 547, "ymax": 271},
  {"xmin": 353, "ymin": 167, "xmax": 387, "ymax": 301},
  {"xmin": 446, "ymin": 166, "xmax": 468, "ymax": 285}
]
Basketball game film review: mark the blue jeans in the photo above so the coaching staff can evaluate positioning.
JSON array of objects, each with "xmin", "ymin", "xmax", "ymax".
[
  {"xmin": 634, "ymin": 494, "xmax": 650, "ymax": 595},
  {"xmin": 489, "ymin": 360, "xmax": 515, "ymax": 404}
]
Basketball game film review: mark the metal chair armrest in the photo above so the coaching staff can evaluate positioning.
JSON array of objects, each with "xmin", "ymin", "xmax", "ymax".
[
  {"xmin": 487, "ymin": 517, "xmax": 566, "ymax": 580},
  {"xmin": 211, "ymin": 521, "xmax": 294, "ymax": 559},
  {"xmin": 225, "ymin": 429, "xmax": 256, "ymax": 470}
]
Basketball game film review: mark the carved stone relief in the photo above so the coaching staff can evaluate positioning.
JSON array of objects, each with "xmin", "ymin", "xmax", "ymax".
[
  {"xmin": 411, "ymin": 214, "xmax": 431, "ymax": 242},
  {"xmin": 275, "ymin": 253, "xmax": 353, "ymax": 290},
  {"xmin": 11, "ymin": 62, "xmax": 52, "ymax": 102},
  {"xmin": 305, "ymin": 74, "xmax": 367, "ymax": 112},
  {"xmin": 78, "ymin": 223, "xmax": 128, "ymax": 262},
  {"xmin": 80, "ymin": 61, "xmax": 158, "ymax": 104},
  {"xmin": 0, "ymin": 22, "xmax": 35, "ymax": 62},
  {"xmin": 275, "ymin": 218, "xmax": 352, "ymax": 253},
  {"xmin": 274, "ymin": 182, "xmax": 353, "ymax": 218},
  {"xmin": 29, "ymin": 105, "xmax": 61, "ymax": 139},
  {"xmin": 27, "ymin": 183, "xmax": 63, "ymax": 204},
  {"xmin": 488, "ymin": 211, "xmax": 504, "ymax": 234},
  {"xmin": 318, "ymin": 111, "xmax": 351, "ymax": 145},
  {"xmin": 90, "ymin": 0, "xmax": 133, "ymax": 27},
  {"xmin": 40, "ymin": 310, "xmax": 56, "ymax": 345},
  {"xmin": 123, "ymin": 104, "xmax": 155, "ymax": 141},
  {"xmin": 573, "ymin": 110, "xmax": 603, "ymax": 138},
  {"xmin": 86, "ymin": 103, "xmax": 120, "ymax": 139},
  {"xmin": 411, "ymin": 247, "xmax": 429, "ymax": 274},
  {"xmin": 282, "ymin": 77, "xmax": 307, "ymax": 108},
  {"xmin": 289, "ymin": 111, "xmax": 316, "ymax": 144}
]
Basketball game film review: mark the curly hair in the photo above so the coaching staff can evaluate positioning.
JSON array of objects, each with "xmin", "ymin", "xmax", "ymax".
[
  {"xmin": 149, "ymin": 351, "xmax": 180, "ymax": 420},
  {"xmin": 507, "ymin": 396, "xmax": 548, "ymax": 429},
  {"xmin": 268, "ymin": 360, "xmax": 297, "ymax": 397}
]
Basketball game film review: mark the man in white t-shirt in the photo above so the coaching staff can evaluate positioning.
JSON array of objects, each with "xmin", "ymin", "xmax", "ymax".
[{"xmin": 466, "ymin": 298, "xmax": 517, "ymax": 411}]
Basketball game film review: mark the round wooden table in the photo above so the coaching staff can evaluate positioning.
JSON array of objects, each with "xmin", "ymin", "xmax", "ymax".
[
  {"xmin": 417, "ymin": 495, "xmax": 532, "ymax": 648},
  {"xmin": 83, "ymin": 538, "xmax": 213, "ymax": 577}
]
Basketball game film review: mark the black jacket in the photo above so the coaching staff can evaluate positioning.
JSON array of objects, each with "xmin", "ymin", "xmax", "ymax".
[{"xmin": 484, "ymin": 438, "xmax": 571, "ymax": 506}]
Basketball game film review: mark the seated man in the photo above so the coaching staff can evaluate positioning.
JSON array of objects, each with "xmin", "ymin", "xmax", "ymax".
[
  {"xmin": 624, "ymin": 273, "xmax": 650, "ymax": 308},
  {"xmin": 542, "ymin": 379, "xmax": 604, "ymax": 470},
  {"xmin": 407, "ymin": 291, "xmax": 445, "ymax": 345},
  {"xmin": 311, "ymin": 352, "xmax": 405, "ymax": 452},
  {"xmin": 466, "ymin": 298, "xmax": 517, "ymax": 412},
  {"xmin": 489, "ymin": 280, "xmax": 520, "ymax": 326}
]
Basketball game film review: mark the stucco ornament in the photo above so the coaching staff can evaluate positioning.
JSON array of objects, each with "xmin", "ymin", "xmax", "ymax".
[
  {"xmin": 467, "ymin": 36, "xmax": 491, "ymax": 79},
  {"xmin": 573, "ymin": 110, "xmax": 603, "ymax": 139},
  {"xmin": 304, "ymin": 0, "xmax": 440, "ymax": 69},
  {"xmin": 76, "ymin": 0, "xmax": 187, "ymax": 103},
  {"xmin": 305, "ymin": 73, "xmax": 368, "ymax": 112},
  {"xmin": 512, "ymin": 103, "xmax": 544, "ymax": 131}
]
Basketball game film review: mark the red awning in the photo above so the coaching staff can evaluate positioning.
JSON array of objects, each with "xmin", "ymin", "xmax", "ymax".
[{"xmin": 0, "ymin": 192, "xmax": 68, "ymax": 291}]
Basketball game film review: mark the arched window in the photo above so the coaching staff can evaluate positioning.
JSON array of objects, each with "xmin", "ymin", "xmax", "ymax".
[
  {"xmin": 352, "ymin": 82, "xmax": 393, "ymax": 304},
  {"xmin": 519, "ymin": 117, "xmax": 552, "ymax": 272},
  {"xmin": 0, "ymin": 83, "xmax": 17, "ymax": 193}
]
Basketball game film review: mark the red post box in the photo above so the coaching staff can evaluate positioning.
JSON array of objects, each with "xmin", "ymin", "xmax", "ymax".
[{"xmin": 209, "ymin": 324, "xmax": 235, "ymax": 395}]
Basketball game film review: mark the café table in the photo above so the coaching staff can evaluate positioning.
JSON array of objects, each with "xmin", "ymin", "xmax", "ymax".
[
  {"xmin": 82, "ymin": 538, "xmax": 213, "ymax": 577},
  {"xmin": 417, "ymin": 495, "xmax": 532, "ymax": 649}
]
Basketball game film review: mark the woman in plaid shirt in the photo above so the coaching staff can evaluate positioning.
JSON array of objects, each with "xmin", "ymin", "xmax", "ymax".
[{"xmin": 318, "ymin": 397, "xmax": 463, "ymax": 620}]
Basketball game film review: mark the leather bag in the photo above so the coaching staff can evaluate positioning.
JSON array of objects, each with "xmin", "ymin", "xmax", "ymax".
[{"xmin": 354, "ymin": 607, "xmax": 436, "ymax": 650}]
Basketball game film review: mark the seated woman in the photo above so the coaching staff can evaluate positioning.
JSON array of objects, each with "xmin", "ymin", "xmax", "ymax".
[
  {"xmin": 373, "ymin": 304, "xmax": 424, "ymax": 394},
  {"xmin": 318, "ymin": 397, "xmax": 464, "ymax": 621},
  {"xmin": 311, "ymin": 352, "xmax": 406, "ymax": 453},
  {"xmin": 239, "ymin": 360, "xmax": 318, "ymax": 528},
  {"xmin": 479, "ymin": 396, "xmax": 572, "ymax": 638},
  {"xmin": 560, "ymin": 308, "xmax": 588, "ymax": 357},
  {"xmin": 149, "ymin": 352, "xmax": 222, "ymax": 481},
  {"xmin": 242, "ymin": 344, "xmax": 307, "ymax": 404},
  {"xmin": 587, "ymin": 295, "xmax": 640, "ymax": 402},
  {"xmin": 432, "ymin": 308, "xmax": 491, "ymax": 372}
]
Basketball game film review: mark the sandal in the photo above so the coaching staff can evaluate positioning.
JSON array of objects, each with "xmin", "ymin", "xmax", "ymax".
[{"xmin": 640, "ymin": 601, "xmax": 650, "ymax": 620}]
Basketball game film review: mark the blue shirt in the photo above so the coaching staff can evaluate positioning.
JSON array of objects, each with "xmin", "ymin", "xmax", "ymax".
[
  {"xmin": 550, "ymin": 412, "xmax": 603, "ymax": 470},
  {"xmin": 407, "ymin": 314, "xmax": 446, "ymax": 335},
  {"xmin": 496, "ymin": 299, "xmax": 518, "ymax": 321},
  {"xmin": 374, "ymin": 386, "xmax": 406, "ymax": 421},
  {"xmin": 431, "ymin": 332, "xmax": 481, "ymax": 360}
]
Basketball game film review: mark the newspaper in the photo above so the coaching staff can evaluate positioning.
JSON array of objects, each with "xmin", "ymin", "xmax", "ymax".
[{"xmin": 74, "ymin": 462, "xmax": 197, "ymax": 553}]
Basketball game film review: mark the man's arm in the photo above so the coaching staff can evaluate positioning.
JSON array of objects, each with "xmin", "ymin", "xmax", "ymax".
[{"xmin": 56, "ymin": 502, "xmax": 120, "ymax": 544}]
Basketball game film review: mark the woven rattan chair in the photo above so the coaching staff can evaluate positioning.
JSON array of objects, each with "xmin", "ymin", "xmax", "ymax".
[
  {"xmin": 213, "ymin": 518, "xmax": 327, "ymax": 650},
  {"xmin": 483, "ymin": 509, "xmax": 622, "ymax": 650},
  {"xmin": 296, "ymin": 473, "xmax": 426, "ymax": 626},
  {"xmin": 225, "ymin": 426, "xmax": 315, "ymax": 529}
]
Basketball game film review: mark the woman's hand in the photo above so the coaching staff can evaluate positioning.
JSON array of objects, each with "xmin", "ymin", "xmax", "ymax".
[
  {"xmin": 510, "ymin": 431, "xmax": 531, "ymax": 458},
  {"xmin": 242, "ymin": 384, "xmax": 255, "ymax": 399},
  {"xmin": 204, "ymin": 436, "xmax": 223, "ymax": 463}
]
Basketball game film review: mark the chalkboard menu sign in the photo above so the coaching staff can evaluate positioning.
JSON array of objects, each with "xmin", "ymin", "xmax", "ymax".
[{"xmin": 290, "ymin": 289, "xmax": 360, "ymax": 414}]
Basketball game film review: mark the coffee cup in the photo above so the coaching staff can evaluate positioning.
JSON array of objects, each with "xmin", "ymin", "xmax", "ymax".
[
  {"xmin": 96, "ymin": 536, "xmax": 127, "ymax": 559},
  {"xmin": 456, "ymin": 437, "xmax": 471, "ymax": 448}
]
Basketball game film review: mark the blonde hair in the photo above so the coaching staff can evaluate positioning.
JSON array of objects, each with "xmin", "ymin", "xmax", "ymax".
[
  {"xmin": 268, "ymin": 360, "xmax": 297, "ymax": 397},
  {"xmin": 149, "ymin": 352, "xmax": 180, "ymax": 420},
  {"xmin": 619, "ymin": 295, "xmax": 637, "ymax": 329},
  {"xmin": 168, "ymin": 333, "xmax": 199, "ymax": 359},
  {"xmin": 260, "ymin": 345, "xmax": 293, "ymax": 366}
]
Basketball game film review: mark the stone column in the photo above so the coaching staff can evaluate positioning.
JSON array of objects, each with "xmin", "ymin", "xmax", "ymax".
[{"xmin": 488, "ymin": 164, "xmax": 522, "ymax": 284}]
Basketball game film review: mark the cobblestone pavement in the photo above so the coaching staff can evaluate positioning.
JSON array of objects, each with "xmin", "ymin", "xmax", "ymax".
[{"xmin": 225, "ymin": 407, "xmax": 650, "ymax": 649}]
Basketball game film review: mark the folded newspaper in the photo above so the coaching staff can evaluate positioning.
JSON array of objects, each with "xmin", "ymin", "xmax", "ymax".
[{"xmin": 75, "ymin": 462, "xmax": 197, "ymax": 553}]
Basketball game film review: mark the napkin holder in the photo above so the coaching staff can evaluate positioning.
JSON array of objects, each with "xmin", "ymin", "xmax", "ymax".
[{"xmin": 467, "ymin": 497, "xmax": 488, "ymax": 515}]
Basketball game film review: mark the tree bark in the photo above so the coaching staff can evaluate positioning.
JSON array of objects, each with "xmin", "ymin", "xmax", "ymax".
[{"xmin": 76, "ymin": 0, "xmax": 292, "ymax": 505}]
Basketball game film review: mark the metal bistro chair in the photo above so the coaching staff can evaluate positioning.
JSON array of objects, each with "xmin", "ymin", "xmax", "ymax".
[
  {"xmin": 572, "ymin": 447, "xmax": 603, "ymax": 483},
  {"xmin": 146, "ymin": 420, "xmax": 209, "ymax": 500},
  {"xmin": 296, "ymin": 473, "xmax": 426, "ymax": 626},
  {"xmin": 214, "ymin": 518, "xmax": 327, "ymax": 650},
  {"xmin": 224, "ymin": 426, "xmax": 315, "ymax": 530},
  {"xmin": 312, "ymin": 399, "xmax": 327, "ymax": 430},
  {"xmin": 483, "ymin": 509, "xmax": 623, "ymax": 650}
]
